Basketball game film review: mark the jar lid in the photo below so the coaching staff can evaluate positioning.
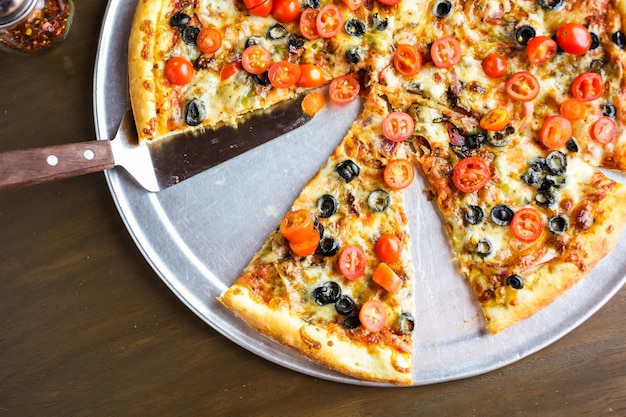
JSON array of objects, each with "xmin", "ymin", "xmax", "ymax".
[{"xmin": 0, "ymin": 0, "xmax": 37, "ymax": 28}]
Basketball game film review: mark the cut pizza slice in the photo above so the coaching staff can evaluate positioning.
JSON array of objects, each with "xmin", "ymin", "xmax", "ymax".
[{"xmin": 218, "ymin": 87, "xmax": 416, "ymax": 385}]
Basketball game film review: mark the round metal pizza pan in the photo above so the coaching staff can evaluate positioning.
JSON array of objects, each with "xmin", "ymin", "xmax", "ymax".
[{"xmin": 93, "ymin": 0, "xmax": 626, "ymax": 386}]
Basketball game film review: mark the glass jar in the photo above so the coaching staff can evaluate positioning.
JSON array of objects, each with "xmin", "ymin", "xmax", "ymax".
[{"xmin": 0, "ymin": 0, "xmax": 74, "ymax": 53}]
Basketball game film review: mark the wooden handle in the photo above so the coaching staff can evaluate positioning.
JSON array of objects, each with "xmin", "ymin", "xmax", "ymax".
[{"xmin": 0, "ymin": 140, "xmax": 115, "ymax": 190}]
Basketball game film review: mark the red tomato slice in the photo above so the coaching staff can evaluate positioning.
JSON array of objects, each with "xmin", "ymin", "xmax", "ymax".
[
  {"xmin": 527, "ymin": 36, "xmax": 558, "ymax": 65},
  {"xmin": 560, "ymin": 98, "xmax": 587, "ymax": 121},
  {"xmin": 590, "ymin": 116, "xmax": 618, "ymax": 144},
  {"xmin": 220, "ymin": 61, "xmax": 242, "ymax": 81},
  {"xmin": 164, "ymin": 56, "xmax": 195, "ymax": 85},
  {"xmin": 338, "ymin": 246, "xmax": 367, "ymax": 280},
  {"xmin": 571, "ymin": 72, "xmax": 604, "ymax": 102},
  {"xmin": 430, "ymin": 36, "xmax": 462, "ymax": 68},
  {"xmin": 241, "ymin": 45, "xmax": 272, "ymax": 75},
  {"xmin": 316, "ymin": 5, "xmax": 343, "ymax": 38},
  {"xmin": 245, "ymin": 0, "xmax": 273, "ymax": 16},
  {"xmin": 359, "ymin": 300, "xmax": 386, "ymax": 332},
  {"xmin": 329, "ymin": 75, "xmax": 360, "ymax": 104},
  {"xmin": 482, "ymin": 53, "xmax": 508, "ymax": 78},
  {"xmin": 556, "ymin": 23, "xmax": 592, "ymax": 56},
  {"xmin": 280, "ymin": 209, "xmax": 314, "ymax": 243},
  {"xmin": 384, "ymin": 159, "xmax": 415, "ymax": 189},
  {"xmin": 268, "ymin": 61, "xmax": 301, "ymax": 88},
  {"xmin": 506, "ymin": 71, "xmax": 540, "ymax": 102},
  {"xmin": 510, "ymin": 207, "xmax": 545, "ymax": 242},
  {"xmin": 480, "ymin": 108, "xmax": 510, "ymax": 131},
  {"xmin": 382, "ymin": 111, "xmax": 415, "ymax": 142},
  {"xmin": 289, "ymin": 227, "xmax": 320, "ymax": 257},
  {"xmin": 342, "ymin": 0, "xmax": 364, "ymax": 10},
  {"xmin": 540, "ymin": 115, "xmax": 572, "ymax": 149},
  {"xmin": 452, "ymin": 156, "xmax": 491, "ymax": 193},
  {"xmin": 374, "ymin": 233, "xmax": 402, "ymax": 263},
  {"xmin": 372, "ymin": 263, "xmax": 403, "ymax": 293},
  {"xmin": 271, "ymin": 0, "xmax": 301, "ymax": 23},
  {"xmin": 196, "ymin": 27, "xmax": 222, "ymax": 54},
  {"xmin": 378, "ymin": 0, "xmax": 401, "ymax": 5},
  {"xmin": 301, "ymin": 91, "xmax": 325, "ymax": 116},
  {"xmin": 297, "ymin": 63, "xmax": 326, "ymax": 88},
  {"xmin": 393, "ymin": 44, "xmax": 421, "ymax": 76},
  {"xmin": 299, "ymin": 8, "xmax": 319, "ymax": 40}
]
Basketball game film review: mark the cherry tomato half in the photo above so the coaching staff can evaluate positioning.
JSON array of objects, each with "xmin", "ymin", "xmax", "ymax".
[
  {"xmin": 241, "ymin": 45, "xmax": 272, "ymax": 75},
  {"xmin": 482, "ymin": 53, "xmax": 508, "ymax": 78},
  {"xmin": 384, "ymin": 159, "xmax": 415, "ymax": 189},
  {"xmin": 382, "ymin": 111, "xmax": 415, "ymax": 142},
  {"xmin": 165, "ymin": 56, "xmax": 195, "ymax": 85},
  {"xmin": 342, "ymin": 0, "xmax": 365, "ymax": 10},
  {"xmin": 506, "ymin": 71, "xmax": 540, "ymax": 102},
  {"xmin": 244, "ymin": 0, "xmax": 273, "ymax": 17},
  {"xmin": 452, "ymin": 156, "xmax": 491, "ymax": 193},
  {"xmin": 430, "ymin": 36, "xmax": 462, "ymax": 68},
  {"xmin": 510, "ymin": 207, "xmax": 545, "ymax": 242},
  {"xmin": 590, "ymin": 116, "xmax": 618, "ymax": 144},
  {"xmin": 338, "ymin": 246, "xmax": 367, "ymax": 280},
  {"xmin": 359, "ymin": 299, "xmax": 386, "ymax": 332},
  {"xmin": 571, "ymin": 72, "xmax": 604, "ymax": 102},
  {"xmin": 329, "ymin": 75, "xmax": 360, "ymax": 104},
  {"xmin": 299, "ymin": 8, "xmax": 319, "ymax": 40},
  {"xmin": 289, "ymin": 227, "xmax": 320, "ymax": 257},
  {"xmin": 220, "ymin": 61, "xmax": 242, "ymax": 81},
  {"xmin": 394, "ymin": 44, "xmax": 422, "ymax": 77},
  {"xmin": 316, "ymin": 5, "xmax": 343, "ymax": 38},
  {"xmin": 196, "ymin": 27, "xmax": 222, "ymax": 54},
  {"xmin": 301, "ymin": 91, "xmax": 325, "ymax": 116},
  {"xmin": 480, "ymin": 108, "xmax": 510, "ymax": 131},
  {"xmin": 378, "ymin": 0, "xmax": 401, "ymax": 5},
  {"xmin": 527, "ymin": 36, "xmax": 558, "ymax": 65},
  {"xmin": 297, "ymin": 63, "xmax": 326, "ymax": 88},
  {"xmin": 560, "ymin": 98, "xmax": 587, "ymax": 121},
  {"xmin": 268, "ymin": 61, "xmax": 301, "ymax": 88},
  {"xmin": 556, "ymin": 23, "xmax": 592, "ymax": 56},
  {"xmin": 540, "ymin": 115, "xmax": 572, "ymax": 149},
  {"xmin": 280, "ymin": 209, "xmax": 314, "ymax": 243},
  {"xmin": 372, "ymin": 263, "xmax": 403, "ymax": 293},
  {"xmin": 374, "ymin": 233, "xmax": 402, "ymax": 263},
  {"xmin": 271, "ymin": 0, "xmax": 301, "ymax": 23}
]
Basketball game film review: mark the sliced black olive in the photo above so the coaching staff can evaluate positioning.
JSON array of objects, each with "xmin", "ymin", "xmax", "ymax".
[
  {"xmin": 516, "ymin": 25, "xmax": 536, "ymax": 45},
  {"xmin": 182, "ymin": 26, "xmax": 200, "ymax": 44},
  {"xmin": 344, "ymin": 19, "xmax": 366, "ymax": 37},
  {"xmin": 589, "ymin": 59, "xmax": 605, "ymax": 73},
  {"xmin": 613, "ymin": 31, "xmax": 626, "ymax": 49},
  {"xmin": 345, "ymin": 46, "xmax": 364, "ymax": 65},
  {"xmin": 184, "ymin": 99, "xmax": 206, "ymax": 126},
  {"xmin": 342, "ymin": 315, "xmax": 361, "ymax": 329},
  {"xmin": 316, "ymin": 236, "xmax": 339, "ymax": 256},
  {"xmin": 317, "ymin": 194, "xmax": 339, "ymax": 218},
  {"xmin": 367, "ymin": 190, "xmax": 391, "ymax": 212},
  {"xmin": 465, "ymin": 132, "xmax": 486, "ymax": 149},
  {"xmin": 506, "ymin": 274, "xmax": 524, "ymax": 290},
  {"xmin": 245, "ymin": 36, "xmax": 262, "ymax": 49},
  {"xmin": 399, "ymin": 313, "xmax": 415, "ymax": 334},
  {"xmin": 252, "ymin": 72, "xmax": 271, "ymax": 86},
  {"xmin": 566, "ymin": 138, "xmax": 579, "ymax": 153},
  {"xmin": 535, "ymin": 189, "xmax": 557, "ymax": 207},
  {"xmin": 491, "ymin": 204, "xmax": 514, "ymax": 226},
  {"xmin": 287, "ymin": 34, "xmax": 306, "ymax": 52},
  {"xmin": 372, "ymin": 13, "xmax": 388, "ymax": 31},
  {"xmin": 312, "ymin": 282, "xmax": 341, "ymax": 305},
  {"xmin": 170, "ymin": 11, "xmax": 191, "ymax": 27},
  {"xmin": 465, "ymin": 205, "xmax": 485, "ymax": 225},
  {"xmin": 543, "ymin": 175, "xmax": 566, "ymax": 189},
  {"xmin": 475, "ymin": 238, "xmax": 493, "ymax": 257},
  {"xmin": 336, "ymin": 159, "xmax": 360, "ymax": 182},
  {"xmin": 590, "ymin": 32, "xmax": 600, "ymax": 50},
  {"xmin": 335, "ymin": 296, "xmax": 355, "ymax": 315},
  {"xmin": 603, "ymin": 103, "xmax": 617, "ymax": 119},
  {"xmin": 433, "ymin": 0, "xmax": 453, "ymax": 18},
  {"xmin": 303, "ymin": 0, "xmax": 320, "ymax": 8},
  {"xmin": 267, "ymin": 23, "xmax": 288, "ymax": 40},
  {"xmin": 486, "ymin": 126, "xmax": 514, "ymax": 147},
  {"xmin": 537, "ymin": 0, "xmax": 564, "ymax": 10},
  {"xmin": 548, "ymin": 215, "xmax": 569, "ymax": 234},
  {"xmin": 545, "ymin": 151, "xmax": 567, "ymax": 175}
]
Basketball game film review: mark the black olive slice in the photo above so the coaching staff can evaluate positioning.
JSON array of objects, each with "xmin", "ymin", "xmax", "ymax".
[
  {"xmin": 535, "ymin": 190, "xmax": 557, "ymax": 207},
  {"xmin": 342, "ymin": 315, "xmax": 361, "ymax": 329},
  {"xmin": 590, "ymin": 32, "xmax": 600, "ymax": 50},
  {"xmin": 603, "ymin": 103, "xmax": 617, "ymax": 119},
  {"xmin": 521, "ymin": 170, "xmax": 542, "ymax": 187},
  {"xmin": 475, "ymin": 238, "xmax": 493, "ymax": 257},
  {"xmin": 345, "ymin": 45, "xmax": 364, "ymax": 65},
  {"xmin": 170, "ymin": 11, "xmax": 191, "ymax": 27},
  {"xmin": 399, "ymin": 313, "xmax": 415, "ymax": 334},
  {"xmin": 335, "ymin": 296, "xmax": 355, "ymax": 315},
  {"xmin": 486, "ymin": 126, "xmax": 514, "ymax": 147},
  {"xmin": 245, "ymin": 36, "xmax": 262, "ymax": 48},
  {"xmin": 287, "ymin": 34, "xmax": 306, "ymax": 52},
  {"xmin": 613, "ymin": 31, "xmax": 626, "ymax": 49},
  {"xmin": 433, "ymin": 0, "xmax": 453, "ymax": 18},
  {"xmin": 317, "ymin": 194, "xmax": 339, "ymax": 218},
  {"xmin": 303, "ymin": 0, "xmax": 320, "ymax": 8},
  {"xmin": 367, "ymin": 190, "xmax": 391, "ymax": 212},
  {"xmin": 506, "ymin": 274, "xmax": 524, "ymax": 289},
  {"xmin": 252, "ymin": 72, "xmax": 271, "ymax": 86},
  {"xmin": 491, "ymin": 204, "xmax": 514, "ymax": 226},
  {"xmin": 267, "ymin": 23, "xmax": 288, "ymax": 40},
  {"xmin": 372, "ymin": 13, "xmax": 388, "ymax": 31},
  {"xmin": 548, "ymin": 215, "xmax": 569, "ymax": 234},
  {"xmin": 589, "ymin": 59, "xmax": 605, "ymax": 73},
  {"xmin": 545, "ymin": 151, "xmax": 567, "ymax": 175},
  {"xmin": 182, "ymin": 26, "xmax": 200, "ymax": 44},
  {"xmin": 465, "ymin": 132, "xmax": 486, "ymax": 149},
  {"xmin": 344, "ymin": 19, "xmax": 366, "ymax": 37},
  {"xmin": 516, "ymin": 25, "xmax": 536, "ymax": 45},
  {"xmin": 336, "ymin": 159, "xmax": 360, "ymax": 182},
  {"xmin": 316, "ymin": 236, "xmax": 339, "ymax": 256},
  {"xmin": 184, "ymin": 99, "xmax": 206, "ymax": 126},
  {"xmin": 537, "ymin": 0, "xmax": 564, "ymax": 10},
  {"xmin": 465, "ymin": 205, "xmax": 485, "ymax": 225},
  {"xmin": 312, "ymin": 282, "xmax": 341, "ymax": 305},
  {"xmin": 566, "ymin": 138, "xmax": 579, "ymax": 153}
]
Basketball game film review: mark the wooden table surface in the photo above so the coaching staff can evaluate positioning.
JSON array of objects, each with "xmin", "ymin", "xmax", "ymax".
[{"xmin": 1, "ymin": 1, "xmax": 625, "ymax": 416}]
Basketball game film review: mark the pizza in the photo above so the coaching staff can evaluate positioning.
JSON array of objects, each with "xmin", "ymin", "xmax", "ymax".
[{"xmin": 127, "ymin": 0, "xmax": 626, "ymax": 384}]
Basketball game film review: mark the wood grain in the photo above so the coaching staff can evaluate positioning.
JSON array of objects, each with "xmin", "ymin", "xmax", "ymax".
[{"xmin": 0, "ymin": 1, "xmax": 625, "ymax": 416}]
